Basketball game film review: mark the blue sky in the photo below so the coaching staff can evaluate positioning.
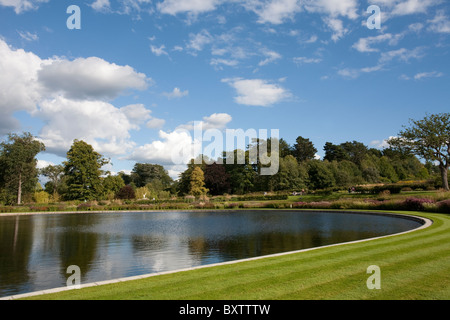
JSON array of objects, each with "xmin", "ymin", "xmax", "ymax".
[{"xmin": 1, "ymin": 0, "xmax": 449, "ymax": 179}]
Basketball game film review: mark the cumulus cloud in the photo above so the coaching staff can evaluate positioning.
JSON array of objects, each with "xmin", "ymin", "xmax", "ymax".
[
  {"xmin": 128, "ymin": 129, "xmax": 201, "ymax": 165},
  {"xmin": 177, "ymin": 113, "xmax": 232, "ymax": 131},
  {"xmin": 157, "ymin": 0, "xmax": 219, "ymax": 15},
  {"xmin": 352, "ymin": 33, "xmax": 401, "ymax": 53},
  {"xmin": 90, "ymin": 0, "xmax": 110, "ymax": 11},
  {"xmin": 0, "ymin": 0, "xmax": 48, "ymax": 14},
  {"xmin": 146, "ymin": 118, "xmax": 166, "ymax": 129},
  {"xmin": 32, "ymin": 97, "xmax": 139, "ymax": 156},
  {"xmin": 323, "ymin": 17, "xmax": 348, "ymax": 42},
  {"xmin": 303, "ymin": 0, "xmax": 358, "ymax": 19},
  {"xmin": 38, "ymin": 57, "xmax": 149, "ymax": 100},
  {"xmin": 162, "ymin": 87, "xmax": 189, "ymax": 99},
  {"xmin": 150, "ymin": 44, "xmax": 169, "ymax": 56},
  {"xmin": 222, "ymin": 78, "xmax": 291, "ymax": 107},
  {"xmin": 368, "ymin": 0, "xmax": 440, "ymax": 18},
  {"xmin": 0, "ymin": 38, "xmax": 152, "ymax": 156},
  {"xmin": 0, "ymin": 39, "xmax": 47, "ymax": 133},
  {"xmin": 243, "ymin": 0, "xmax": 303, "ymax": 24},
  {"xmin": 129, "ymin": 112, "xmax": 232, "ymax": 175}
]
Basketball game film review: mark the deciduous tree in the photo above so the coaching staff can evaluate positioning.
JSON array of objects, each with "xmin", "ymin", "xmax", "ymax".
[
  {"xmin": 389, "ymin": 113, "xmax": 450, "ymax": 190},
  {"xmin": 0, "ymin": 132, "xmax": 45, "ymax": 204}
]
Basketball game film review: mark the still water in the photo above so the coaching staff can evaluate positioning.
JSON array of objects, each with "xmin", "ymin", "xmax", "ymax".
[{"xmin": 0, "ymin": 210, "xmax": 421, "ymax": 297}]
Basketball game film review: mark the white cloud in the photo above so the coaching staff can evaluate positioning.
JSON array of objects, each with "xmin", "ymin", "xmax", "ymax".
[
  {"xmin": 303, "ymin": 0, "xmax": 359, "ymax": 19},
  {"xmin": 0, "ymin": 0, "xmax": 48, "ymax": 14},
  {"xmin": 305, "ymin": 35, "xmax": 318, "ymax": 43},
  {"xmin": 36, "ymin": 159, "xmax": 55, "ymax": 169},
  {"xmin": 157, "ymin": 0, "xmax": 219, "ymax": 15},
  {"xmin": 210, "ymin": 58, "xmax": 239, "ymax": 68},
  {"xmin": 130, "ymin": 113, "xmax": 231, "ymax": 170},
  {"xmin": 120, "ymin": 104, "xmax": 152, "ymax": 124},
  {"xmin": 427, "ymin": 11, "xmax": 450, "ymax": 34},
  {"xmin": 323, "ymin": 17, "xmax": 348, "ymax": 42},
  {"xmin": 90, "ymin": 0, "xmax": 110, "ymax": 11},
  {"xmin": 379, "ymin": 47, "xmax": 425, "ymax": 63},
  {"xmin": 0, "ymin": 39, "xmax": 46, "ymax": 133},
  {"xmin": 413, "ymin": 71, "xmax": 444, "ymax": 80},
  {"xmin": 370, "ymin": 137, "xmax": 396, "ymax": 149},
  {"xmin": 186, "ymin": 29, "xmax": 213, "ymax": 53},
  {"xmin": 338, "ymin": 64, "xmax": 383, "ymax": 79},
  {"xmin": 17, "ymin": 30, "xmax": 39, "ymax": 41},
  {"xmin": 150, "ymin": 44, "xmax": 169, "ymax": 56},
  {"xmin": 293, "ymin": 56, "xmax": 322, "ymax": 65},
  {"xmin": 222, "ymin": 78, "xmax": 291, "ymax": 107},
  {"xmin": 258, "ymin": 49, "xmax": 282, "ymax": 66},
  {"xmin": 352, "ymin": 33, "xmax": 400, "ymax": 53},
  {"xmin": 33, "ymin": 96, "xmax": 139, "ymax": 156},
  {"xmin": 146, "ymin": 118, "xmax": 166, "ymax": 129},
  {"xmin": 178, "ymin": 113, "xmax": 232, "ymax": 131},
  {"xmin": 0, "ymin": 38, "xmax": 153, "ymax": 156},
  {"xmin": 162, "ymin": 87, "xmax": 189, "ymax": 99},
  {"xmin": 391, "ymin": 0, "xmax": 440, "ymax": 16},
  {"xmin": 118, "ymin": 0, "xmax": 153, "ymax": 16},
  {"xmin": 369, "ymin": 0, "xmax": 440, "ymax": 17},
  {"xmin": 128, "ymin": 129, "xmax": 201, "ymax": 165},
  {"xmin": 38, "ymin": 57, "xmax": 149, "ymax": 100},
  {"xmin": 243, "ymin": 0, "xmax": 302, "ymax": 24}
]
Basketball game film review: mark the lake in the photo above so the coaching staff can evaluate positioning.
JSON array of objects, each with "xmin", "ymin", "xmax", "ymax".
[{"xmin": 0, "ymin": 210, "xmax": 422, "ymax": 297}]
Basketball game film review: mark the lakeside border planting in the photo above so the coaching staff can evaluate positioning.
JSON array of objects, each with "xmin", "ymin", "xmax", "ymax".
[{"xmin": 2, "ymin": 190, "xmax": 450, "ymax": 214}]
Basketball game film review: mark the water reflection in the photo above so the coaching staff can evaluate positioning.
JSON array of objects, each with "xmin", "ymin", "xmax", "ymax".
[{"xmin": 0, "ymin": 210, "xmax": 421, "ymax": 297}]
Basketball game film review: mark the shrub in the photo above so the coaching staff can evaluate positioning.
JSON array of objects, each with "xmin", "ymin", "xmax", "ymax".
[
  {"xmin": 116, "ymin": 185, "xmax": 135, "ymax": 200},
  {"xmin": 402, "ymin": 197, "xmax": 434, "ymax": 211},
  {"xmin": 436, "ymin": 199, "xmax": 450, "ymax": 213},
  {"xmin": 33, "ymin": 191, "xmax": 50, "ymax": 204}
]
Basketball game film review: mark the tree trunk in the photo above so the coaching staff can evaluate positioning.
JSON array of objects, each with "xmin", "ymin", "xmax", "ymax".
[
  {"xmin": 17, "ymin": 172, "xmax": 22, "ymax": 205},
  {"xmin": 440, "ymin": 165, "xmax": 449, "ymax": 191}
]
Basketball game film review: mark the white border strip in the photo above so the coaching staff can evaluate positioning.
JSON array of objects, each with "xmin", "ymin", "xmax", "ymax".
[{"xmin": 0, "ymin": 211, "xmax": 433, "ymax": 300}]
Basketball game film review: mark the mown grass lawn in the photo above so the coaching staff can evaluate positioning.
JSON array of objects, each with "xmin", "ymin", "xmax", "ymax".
[{"xmin": 22, "ymin": 210, "xmax": 450, "ymax": 300}]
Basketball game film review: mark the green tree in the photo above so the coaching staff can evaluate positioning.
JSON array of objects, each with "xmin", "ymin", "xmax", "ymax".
[
  {"xmin": 389, "ymin": 113, "xmax": 450, "ymax": 190},
  {"xmin": 101, "ymin": 174, "xmax": 125, "ymax": 200},
  {"xmin": 223, "ymin": 149, "xmax": 256, "ymax": 194},
  {"xmin": 292, "ymin": 136, "xmax": 317, "ymax": 162},
  {"xmin": 323, "ymin": 142, "xmax": 348, "ymax": 162},
  {"xmin": 273, "ymin": 155, "xmax": 307, "ymax": 191},
  {"xmin": 189, "ymin": 166, "xmax": 208, "ymax": 197},
  {"xmin": 307, "ymin": 160, "xmax": 335, "ymax": 190},
  {"xmin": 341, "ymin": 141, "xmax": 368, "ymax": 166},
  {"xmin": 0, "ymin": 132, "xmax": 45, "ymax": 204},
  {"xmin": 63, "ymin": 140, "xmax": 109, "ymax": 200},
  {"xmin": 40, "ymin": 164, "xmax": 64, "ymax": 199},
  {"xmin": 131, "ymin": 163, "xmax": 173, "ymax": 188}
]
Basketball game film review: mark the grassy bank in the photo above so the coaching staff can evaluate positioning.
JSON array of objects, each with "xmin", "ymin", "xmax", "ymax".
[{"xmin": 21, "ymin": 210, "xmax": 450, "ymax": 300}]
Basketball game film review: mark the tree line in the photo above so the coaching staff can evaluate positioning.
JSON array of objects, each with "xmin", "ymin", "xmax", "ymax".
[{"xmin": 1, "ymin": 113, "xmax": 449, "ymax": 205}]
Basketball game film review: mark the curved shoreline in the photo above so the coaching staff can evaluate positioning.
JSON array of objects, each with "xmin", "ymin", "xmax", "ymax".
[{"xmin": 0, "ymin": 209, "xmax": 433, "ymax": 300}]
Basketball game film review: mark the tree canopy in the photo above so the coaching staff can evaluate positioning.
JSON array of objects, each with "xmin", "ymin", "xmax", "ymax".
[
  {"xmin": 389, "ymin": 113, "xmax": 450, "ymax": 190},
  {"xmin": 63, "ymin": 140, "xmax": 109, "ymax": 201},
  {"xmin": 0, "ymin": 132, "xmax": 45, "ymax": 204}
]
